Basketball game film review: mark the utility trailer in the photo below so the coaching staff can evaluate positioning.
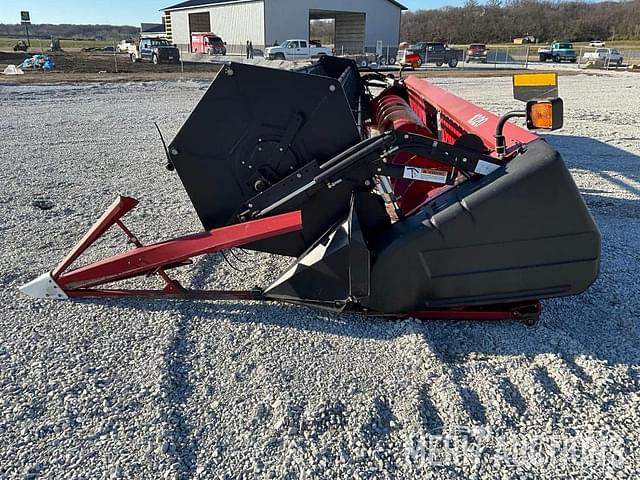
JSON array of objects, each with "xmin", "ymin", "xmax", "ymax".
[{"xmin": 20, "ymin": 57, "xmax": 600, "ymax": 323}]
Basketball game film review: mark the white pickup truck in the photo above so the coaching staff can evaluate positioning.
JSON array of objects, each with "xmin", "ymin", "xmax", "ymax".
[
  {"xmin": 116, "ymin": 39, "xmax": 137, "ymax": 54},
  {"xmin": 583, "ymin": 48, "xmax": 624, "ymax": 66},
  {"xmin": 265, "ymin": 40, "xmax": 332, "ymax": 61}
]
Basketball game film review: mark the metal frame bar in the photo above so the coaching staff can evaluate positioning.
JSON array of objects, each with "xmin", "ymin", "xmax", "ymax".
[
  {"xmin": 410, "ymin": 302, "xmax": 541, "ymax": 323},
  {"xmin": 49, "ymin": 196, "xmax": 303, "ymax": 297}
]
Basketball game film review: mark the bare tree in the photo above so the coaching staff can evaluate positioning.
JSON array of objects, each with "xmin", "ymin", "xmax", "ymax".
[{"xmin": 401, "ymin": 0, "xmax": 640, "ymax": 44}]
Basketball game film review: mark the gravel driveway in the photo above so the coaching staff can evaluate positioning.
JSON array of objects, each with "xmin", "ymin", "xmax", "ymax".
[{"xmin": 1, "ymin": 72, "xmax": 639, "ymax": 479}]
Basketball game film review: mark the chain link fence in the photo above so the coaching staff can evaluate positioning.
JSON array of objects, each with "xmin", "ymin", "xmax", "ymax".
[
  {"xmin": 179, "ymin": 41, "xmax": 640, "ymax": 70},
  {"xmin": 335, "ymin": 43, "xmax": 640, "ymax": 71}
]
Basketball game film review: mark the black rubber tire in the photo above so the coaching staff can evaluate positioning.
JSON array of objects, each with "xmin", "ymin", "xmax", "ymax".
[
  {"xmin": 552, "ymin": 55, "xmax": 560, "ymax": 63},
  {"xmin": 130, "ymin": 53, "xmax": 138, "ymax": 63},
  {"xmin": 274, "ymin": 53, "xmax": 285, "ymax": 60},
  {"xmin": 436, "ymin": 61, "xmax": 443, "ymax": 67},
  {"xmin": 448, "ymin": 57, "xmax": 458, "ymax": 68},
  {"xmin": 152, "ymin": 54, "xmax": 159, "ymax": 65},
  {"xmin": 617, "ymin": 58, "xmax": 623, "ymax": 66},
  {"xmin": 539, "ymin": 54, "xmax": 546, "ymax": 62}
]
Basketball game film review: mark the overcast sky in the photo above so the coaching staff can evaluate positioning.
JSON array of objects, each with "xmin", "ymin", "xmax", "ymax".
[{"xmin": 0, "ymin": 1, "xmax": 444, "ymax": 26}]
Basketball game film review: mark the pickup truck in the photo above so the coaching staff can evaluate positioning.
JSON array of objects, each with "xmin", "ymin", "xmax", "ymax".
[
  {"xmin": 116, "ymin": 39, "xmax": 137, "ymax": 54},
  {"xmin": 130, "ymin": 37, "xmax": 180, "ymax": 64},
  {"xmin": 265, "ymin": 40, "xmax": 332, "ymax": 61},
  {"xmin": 583, "ymin": 48, "xmax": 624, "ymax": 66},
  {"xmin": 399, "ymin": 42, "xmax": 462, "ymax": 68},
  {"xmin": 538, "ymin": 42, "xmax": 577, "ymax": 63}
]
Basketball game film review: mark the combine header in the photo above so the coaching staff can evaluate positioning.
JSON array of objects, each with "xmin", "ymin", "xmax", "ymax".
[{"xmin": 21, "ymin": 58, "xmax": 600, "ymax": 323}]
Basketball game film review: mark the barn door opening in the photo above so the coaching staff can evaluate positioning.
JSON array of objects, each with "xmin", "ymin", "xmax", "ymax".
[
  {"xmin": 189, "ymin": 12, "xmax": 211, "ymax": 52},
  {"xmin": 309, "ymin": 10, "xmax": 365, "ymax": 55}
]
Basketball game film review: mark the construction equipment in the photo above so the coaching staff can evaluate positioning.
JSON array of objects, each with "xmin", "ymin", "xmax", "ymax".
[
  {"xmin": 13, "ymin": 40, "xmax": 29, "ymax": 52},
  {"xmin": 49, "ymin": 37, "xmax": 62, "ymax": 52},
  {"xmin": 20, "ymin": 57, "xmax": 600, "ymax": 323}
]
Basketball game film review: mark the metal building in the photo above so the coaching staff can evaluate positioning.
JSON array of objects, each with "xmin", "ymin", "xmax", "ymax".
[{"xmin": 161, "ymin": 0, "xmax": 406, "ymax": 54}]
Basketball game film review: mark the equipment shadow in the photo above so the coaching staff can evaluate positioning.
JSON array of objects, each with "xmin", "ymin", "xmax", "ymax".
[{"xmin": 81, "ymin": 134, "xmax": 640, "ymax": 436}]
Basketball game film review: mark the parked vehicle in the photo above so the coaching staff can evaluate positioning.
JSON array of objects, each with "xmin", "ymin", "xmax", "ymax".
[
  {"xmin": 400, "ymin": 49, "xmax": 422, "ymax": 68},
  {"xmin": 513, "ymin": 35, "xmax": 536, "ymax": 44},
  {"xmin": 265, "ymin": 39, "xmax": 331, "ymax": 60},
  {"xmin": 589, "ymin": 40, "xmax": 606, "ymax": 47},
  {"xmin": 399, "ymin": 42, "xmax": 462, "ymax": 68},
  {"xmin": 191, "ymin": 33, "xmax": 226, "ymax": 55},
  {"xmin": 583, "ymin": 48, "xmax": 624, "ymax": 66},
  {"xmin": 340, "ymin": 53, "xmax": 394, "ymax": 69},
  {"xmin": 13, "ymin": 40, "xmax": 28, "ymax": 52},
  {"xmin": 466, "ymin": 44, "xmax": 488, "ymax": 63},
  {"xmin": 131, "ymin": 37, "xmax": 180, "ymax": 64},
  {"xmin": 117, "ymin": 39, "xmax": 137, "ymax": 54},
  {"xmin": 50, "ymin": 38, "xmax": 62, "ymax": 52},
  {"xmin": 538, "ymin": 41, "xmax": 577, "ymax": 62}
]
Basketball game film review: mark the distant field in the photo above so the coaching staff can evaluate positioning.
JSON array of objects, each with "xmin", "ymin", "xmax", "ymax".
[{"xmin": 0, "ymin": 36, "xmax": 113, "ymax": 50}]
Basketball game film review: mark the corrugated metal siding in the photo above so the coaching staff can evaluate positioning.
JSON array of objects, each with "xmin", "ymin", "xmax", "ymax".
[
  {"xmin": 169, "ymin": 1, "xmax": 265, "ymax": 52},
  {"xmin": 264, "ymin": 0, "xmax": 401, "ymax": 51},
  {"xmin": 189, "ymin": 12, "xmax": 211, "ymax": 34},
  {"xmin": 334, "ymin": 13, "xmax": 365, "ymax": 54}
]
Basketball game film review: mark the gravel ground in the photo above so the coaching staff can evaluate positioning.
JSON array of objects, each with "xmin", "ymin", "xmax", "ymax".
[{"xmin": 1, "ymin": 72, "xmax": 639, "ymax": 479}]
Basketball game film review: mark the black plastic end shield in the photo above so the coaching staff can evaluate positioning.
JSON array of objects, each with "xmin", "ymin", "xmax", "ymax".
[
  {"xmin": 364, "ymin": 139, "xmax": 601, "ymax": 313},
  {"xmin": 167, "ymin": 61, "xmax": 362, "ymax": 256}
]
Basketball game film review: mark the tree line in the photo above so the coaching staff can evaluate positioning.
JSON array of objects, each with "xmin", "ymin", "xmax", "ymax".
[
  {"xmin": 0, "ymin": 23, "xmax": 139, "ymax": 41},
  {"xmin": 401, "ymin": 0, "xmax": 640, "ymax": 44}
]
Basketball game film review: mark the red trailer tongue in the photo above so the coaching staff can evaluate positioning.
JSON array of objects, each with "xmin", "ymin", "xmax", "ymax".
[{"xmin": 20, "ymin": 57, "xmax": 600, "ymax": 323}]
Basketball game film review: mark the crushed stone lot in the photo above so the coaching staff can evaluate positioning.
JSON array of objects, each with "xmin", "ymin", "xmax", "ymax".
[{"xmin": 1, "ymin": 72, "xmax": 639, "ymax": 479}]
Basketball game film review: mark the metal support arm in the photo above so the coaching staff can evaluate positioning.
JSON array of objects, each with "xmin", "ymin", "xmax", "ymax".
[{"xmin": 242, "ymin": 131, "xmax": 505, "ymax": 219}]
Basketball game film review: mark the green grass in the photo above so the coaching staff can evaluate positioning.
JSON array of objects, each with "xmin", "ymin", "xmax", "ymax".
[{"xmin": 0, "ymin": 36, "xmax": 113, "ymax": 50}]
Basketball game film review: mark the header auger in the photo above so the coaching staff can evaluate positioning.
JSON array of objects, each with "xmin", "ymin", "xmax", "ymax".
[{"xmin": 20, "ymin": 57, "xmax": 600, "ymax": 324}]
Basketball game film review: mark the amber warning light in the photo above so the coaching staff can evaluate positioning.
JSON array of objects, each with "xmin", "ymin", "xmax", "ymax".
[{"xmin": 526, "ymin": 98, "xmax": 563, "ymax": 131}]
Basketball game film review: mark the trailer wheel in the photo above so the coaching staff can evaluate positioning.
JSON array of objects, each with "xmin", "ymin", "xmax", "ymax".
[
  {"xmin": 130, "ymin": 53, "xmax": 138, "ymax": 63},
  {"xmin": 448, "ymin": 57, "xmax": 458, "ymax": 68},
  {"xmin": 152, "ymin": 54, "xmax": 159, "ymax": 65}
]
